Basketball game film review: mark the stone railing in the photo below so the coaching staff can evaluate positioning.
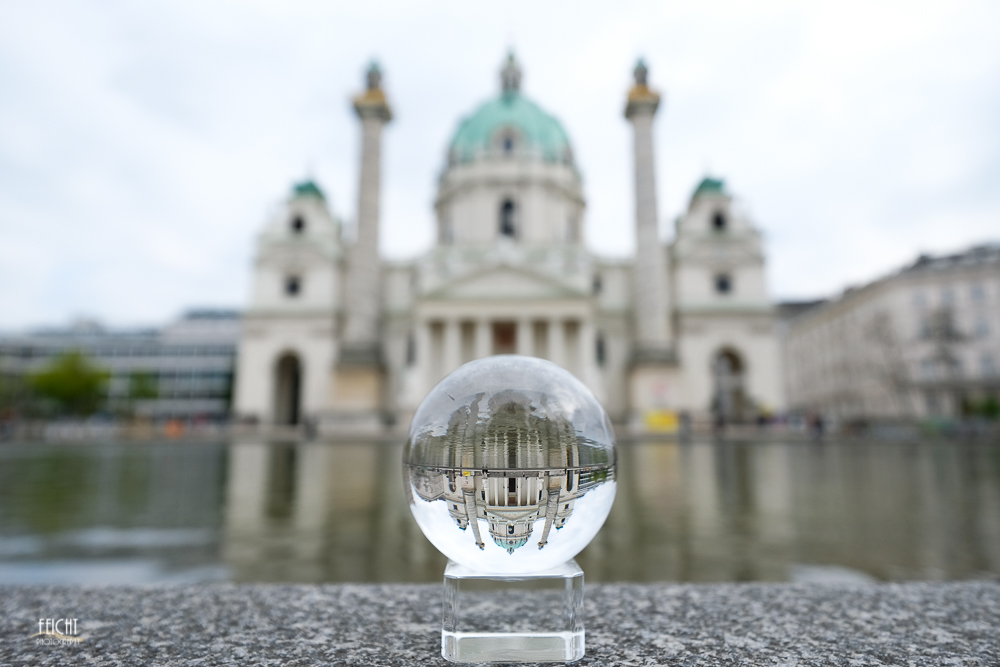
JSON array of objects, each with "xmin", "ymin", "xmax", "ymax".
[{"xmin": 3, "ymin": 582, "xmax": 998, "ymax": 665}]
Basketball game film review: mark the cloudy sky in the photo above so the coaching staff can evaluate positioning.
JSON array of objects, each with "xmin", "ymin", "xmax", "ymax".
[{"xmin": 1, "ymin": 0, "xmax": 998, "ymax": 329}]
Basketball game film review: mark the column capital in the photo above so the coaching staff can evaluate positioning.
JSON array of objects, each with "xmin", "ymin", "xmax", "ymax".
[
  {"xmin": 354, "ymin": 95, "xmax": 392, "ymax": 122},
  {"xmin": 624, "ymin": 59, "xmax": 661, "ymax": 119},
  {"xmin": 354, "ymin": 61, "xmax": 393, "ymax": 122},
  {"xmin": 625, "ymin": 87, "xmax": 660, "ymax": 119}
]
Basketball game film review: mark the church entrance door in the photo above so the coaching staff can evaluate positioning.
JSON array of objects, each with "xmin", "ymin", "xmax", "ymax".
[
  {"xmin": 274, "ymin": 353, "xmax": 302, "ymax": 425},
  {"xmin": 493, "ymin": 322, "xmax": 516, "ymax": 355},
  {"xmin": 712, "ymin": 349, "xmax": 746, "ymax": 425}
]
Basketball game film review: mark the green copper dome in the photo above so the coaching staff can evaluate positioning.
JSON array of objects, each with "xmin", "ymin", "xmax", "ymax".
[
  {"xmin": 493, "ymin": 535, "xmax": 530, "ymax": 553},
  {"xmin": 448, "ymin": 55, "xmax": 573, "ymax": 165},
  {"xmin": 692, "ymin": 177, "xmax": 727, "ymax": 199},
  {"xmin": 292, "ymin": 180, "xmax": 325, "ymax": 200}
]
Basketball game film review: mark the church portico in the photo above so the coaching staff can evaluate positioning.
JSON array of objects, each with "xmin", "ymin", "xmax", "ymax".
[{"xmin": 407, "ymin": 298, "xmax": 601, "ymax": 402}]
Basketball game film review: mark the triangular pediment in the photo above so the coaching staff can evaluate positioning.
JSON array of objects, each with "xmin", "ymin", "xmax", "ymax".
[{"xmin": 425, "ymin": 265, "xmax": 584, "ymax": 301}]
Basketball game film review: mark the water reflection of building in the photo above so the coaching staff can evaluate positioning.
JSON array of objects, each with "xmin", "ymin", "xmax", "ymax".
[
  {"xmin": 223, "ymin": 440, "xmax": 444, "ymax": 582},
  {"xmin": 406, "ymin": 391, "xmax": 613, "ymax": 553},
  {"xmin": 218, "ymin": 437, "xmax": 1000, "ymax": 583}
]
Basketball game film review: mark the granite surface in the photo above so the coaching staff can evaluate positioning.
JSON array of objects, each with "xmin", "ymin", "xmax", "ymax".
[{"xmin": 2, "ymin": 582, "xmax": 999, "ymax": 666}]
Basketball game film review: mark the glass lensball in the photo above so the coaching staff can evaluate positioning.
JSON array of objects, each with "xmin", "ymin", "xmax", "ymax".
[{"xmin": 403, "ymin": 355, "xmax": 617, "ymax": 574}]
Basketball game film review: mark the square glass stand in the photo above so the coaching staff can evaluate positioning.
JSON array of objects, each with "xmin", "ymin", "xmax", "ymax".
[{"xmin": 442, "ymin": 560, "xmax": 585, "ymax": 663}]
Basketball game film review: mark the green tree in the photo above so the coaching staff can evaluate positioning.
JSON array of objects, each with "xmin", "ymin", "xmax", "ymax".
[
  {"xmin": 128, "ymin": 371, "xmax": 159, "ymax": 400},
  {"xmin": 982, "ymin": 396, "xmax": 1000, "ymax": 420},
  {"xmin": 30, "ymin": 351, "xmax": 108, "ymax": 416}
]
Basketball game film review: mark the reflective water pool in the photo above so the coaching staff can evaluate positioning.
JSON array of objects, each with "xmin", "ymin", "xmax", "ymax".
[{"xmin": 1, "ymin": 439, "xmax": 998, "ymax": 584}]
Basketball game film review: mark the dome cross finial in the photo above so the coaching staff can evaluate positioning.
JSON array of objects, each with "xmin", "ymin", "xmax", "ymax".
[{"xmin": 501, "ymin": 52, "xmax": 521, "ymax": 93}]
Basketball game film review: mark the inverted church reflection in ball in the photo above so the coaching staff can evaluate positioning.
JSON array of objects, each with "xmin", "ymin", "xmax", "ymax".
[{"xmin": 404, "ymin": 356, "xmax": 616, "ymax": 574}]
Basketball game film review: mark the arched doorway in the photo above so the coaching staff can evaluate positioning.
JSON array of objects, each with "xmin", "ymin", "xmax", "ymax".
[
  {"xmin": 711, "ymin": 349, "xmax": 746, "ymax": 425},
  {"xmin": 274, "ymin": 353, "xmax": 302, "ymax": 426}
]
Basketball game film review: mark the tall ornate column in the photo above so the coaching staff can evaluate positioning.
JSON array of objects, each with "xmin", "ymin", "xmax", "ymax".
[
  {"xmin": 624, "ymin": 60, "xmax": 680, "ymax": 432},
  {"xmin": 326, "ymin": 62, "xmax": 392, "ymax": 435},
  {"xmin": 625, "ymin": 59, "xmax": 672, "ymax": 358},
  {"xmin": 342, "ymin": 61, "xmax": 392, "ymax": 357}
]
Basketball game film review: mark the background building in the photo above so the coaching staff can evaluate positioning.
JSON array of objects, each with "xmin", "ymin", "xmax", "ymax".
[
  {"xmin": 0, "ymin": 310, "xmax": 239, "ymax": 420},
  {"xmin": 234, "ymin": 55, "xmax": 785, "ymax": 433},
  {"xmin": 782, "ymin": 244, "xmax": 1000, "ymax": 421}
]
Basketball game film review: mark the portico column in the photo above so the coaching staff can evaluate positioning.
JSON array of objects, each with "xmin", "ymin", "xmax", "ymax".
[
  {"xmin": 579, "ymin": 319, "xmax": 596, "ymax": 375},
  {"xmin": 444, "ymin": 319, "xmax": 462, "ymax": 376},
  {"xmin": 516, "ymin": 319, "xmax": 532, "ymax": 356},
  {"xmin": 578, "ymin": 318, "xmax": 603, "ymax": 399},
  {"xmin": 549, "ymin": 318, "xmax": 566, "ymax": 369},
  {"xmin": 415, "ymin": 318, "xmax": 431, "ymax": 396},
  {"xmin": 475, "ymin": 319, "xmax": 492, "ymax": 359}
]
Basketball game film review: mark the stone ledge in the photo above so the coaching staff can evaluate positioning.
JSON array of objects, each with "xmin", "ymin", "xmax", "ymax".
[{"xmin": 2, "ymin": 582, "xmax": 998, "ymax": 665}]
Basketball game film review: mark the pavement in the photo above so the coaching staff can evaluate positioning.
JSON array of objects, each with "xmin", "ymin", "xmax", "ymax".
[{"xmin": 2, "ymin": 582, "xmax": 999, "ymax": 665}]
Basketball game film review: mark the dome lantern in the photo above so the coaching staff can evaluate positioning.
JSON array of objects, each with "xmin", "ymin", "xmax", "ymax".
[{"xmin": 500, "ymin": 52, "xmax": 522, "ymax": 94}]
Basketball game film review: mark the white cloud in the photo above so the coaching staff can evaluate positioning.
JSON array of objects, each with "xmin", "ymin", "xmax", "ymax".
[{"xmin": 0, "ymin": 0, "xmax": 998, "ymax": 328}]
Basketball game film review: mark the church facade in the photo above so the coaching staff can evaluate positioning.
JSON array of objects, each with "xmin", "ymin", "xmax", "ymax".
[{"xmin": 234, "ymin": 56, "xmax": 784, "ymax": 433}]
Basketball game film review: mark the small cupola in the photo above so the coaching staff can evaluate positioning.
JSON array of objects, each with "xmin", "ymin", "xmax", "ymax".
[{"xmin": 291, "ymin": 180, "xmax": 326, "ymax": 201}]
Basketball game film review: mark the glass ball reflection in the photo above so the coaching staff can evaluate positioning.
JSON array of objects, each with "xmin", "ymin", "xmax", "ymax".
[{"xmin": 403, "ymin": 355, "xmax": 617, "ymax": 574}]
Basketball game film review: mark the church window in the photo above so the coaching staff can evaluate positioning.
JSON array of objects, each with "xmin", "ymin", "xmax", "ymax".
[
  {"xmin": 592, "ymin": 274, "xmax": 602, "ymax": 295},
  {"xmin": 596, "ymin": 335, "xmax": 606, "ymax": 366},
  {"xmin": 284, "ymin": 276, "xmax": 301, "ymax": 297},
  {"xmin": 715, "ymin": 273, "xmax": 732, "ymax": 294},
  {"xmin": 499, "ymin": 199, "xmax": 517, "ymax": 238},
  {"xmin": 503, "ymin": 136, "xmax": 514, "ymax": 153},
  {"xmin": 971, "ymin": 283, "xmax": 986, "ymax": 303},
  {"xmin": 925, "ymin": 391, "xmax": 939, "ymax": 415},
  {"xmin": 712, "ymin": 211, "xmax": 727, "ymax": 232},
  {"xmin": 291, "ymin": 216, "xmax": 305, "ymax": 234},
  {"xmin": 976, "ymin": 316, "xmax": 990, "ymax": 339},
  {"xmin": 982, "ymin": 353, "xmax": 997, "ymax": 377}
]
